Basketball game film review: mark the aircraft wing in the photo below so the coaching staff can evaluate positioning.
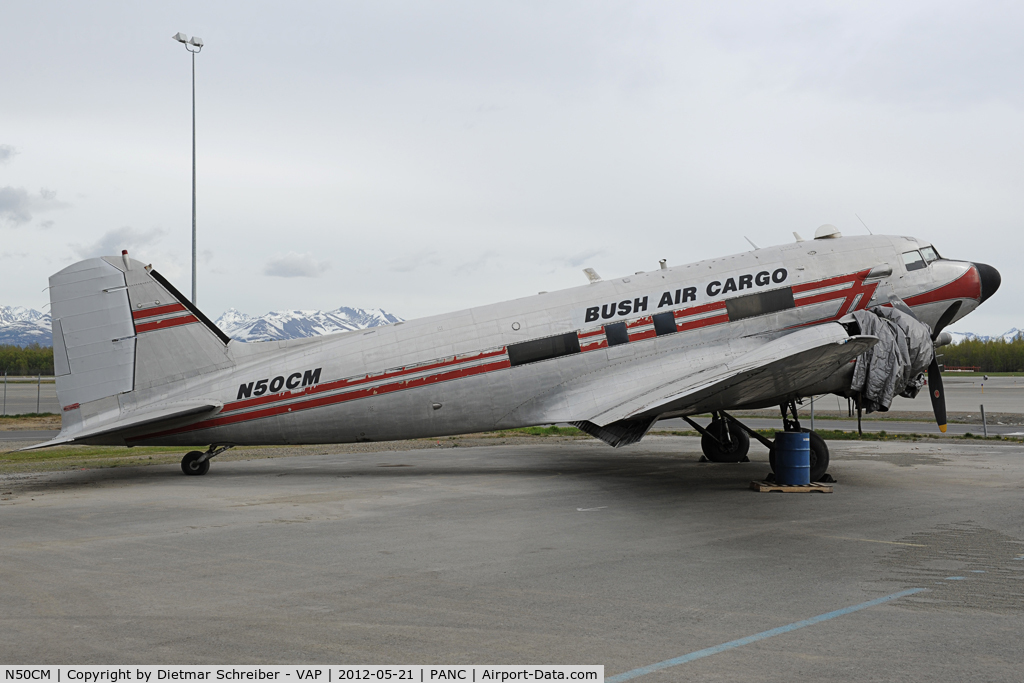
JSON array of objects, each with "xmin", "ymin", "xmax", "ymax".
[
  {"xmin": 20, "ymin": 400, "xmax": 223, "ymax": 450},
  {"xmin": 582, "ymin": 323, "xmax": 876, "ymax": 437}
]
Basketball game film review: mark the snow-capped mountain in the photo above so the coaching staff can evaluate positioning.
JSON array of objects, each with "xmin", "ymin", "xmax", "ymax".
[
  {"xmin": 0, "ymin": 305, "xmax": 402, "ymax": 346},
  {"xmin": 947, "ymin": 328, "xmax": 1023, "ymax": 344},
  {"xmin": 0, "ymin": 306, "xmax": 52, "ymax": 346},
  {"xmin": 214, "ymin": 307, "xmax": 403, "ymax": 342}
]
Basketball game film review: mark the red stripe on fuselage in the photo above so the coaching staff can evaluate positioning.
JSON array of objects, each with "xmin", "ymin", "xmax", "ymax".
[
  {"xmin": 904, "ymin": 268, "xmax": 981, "ymax": 307},
  {"xmin": 135, "ymin": 314, "xmax": 199, "ymax": 333},
  {"xmin": 791, "ymin": 269, "xmax": 871, "ymax": 294},
  {"xmin": 678, "ymin": 313, "xmax": 730, "ymax": 332},
  {"xmin": 222, "ymin": 347, "xmax": 509, "ymax": 414},
  {"xmin": 132, "ymin": 303, "xmax": 188, "ymax": 320},
  {"xmin": 131, "ymin": 357, "xmax": 513, "ymax": 441}
]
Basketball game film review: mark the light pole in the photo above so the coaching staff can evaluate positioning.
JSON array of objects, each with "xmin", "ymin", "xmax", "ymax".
[{"xmin": 172, "ymin": 32, "xmax": 204, "ymax": 305}]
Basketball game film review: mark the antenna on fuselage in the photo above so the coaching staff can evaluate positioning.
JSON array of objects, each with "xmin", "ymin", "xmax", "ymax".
[
  {"xmin": 855, "ymin": 213, "xmax": 873, "ymax": 235},
  {"xmin": 744, "ymin": 236, "xmax": 760, "ymax": 250}
]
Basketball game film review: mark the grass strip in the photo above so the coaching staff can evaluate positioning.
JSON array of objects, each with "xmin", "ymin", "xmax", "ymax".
[
  {"xmin": 496, "ymin": 425, "xmax": 586, "ymax": 437},
  {"xmin": 0, "ymin": 413, "xmax": 59, "ymax": 419}
]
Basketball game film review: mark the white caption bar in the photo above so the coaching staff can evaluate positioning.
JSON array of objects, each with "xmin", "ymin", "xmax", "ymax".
[{"xmin": 2, "ymin": 666, "xmax": 603, "ymax": 683}]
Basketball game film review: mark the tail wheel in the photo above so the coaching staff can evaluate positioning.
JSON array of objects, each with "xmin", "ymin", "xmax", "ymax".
[
  {"xmin": 701, "ymin": 419, "xmax": 750, "ymax": 463},
  {"xmin": 769, "ymin": 429, "xmax": 830, "ymax": 481},
  {"xmin": 181, "ymin": 451, "xmax": 210, "ymax": 476}
]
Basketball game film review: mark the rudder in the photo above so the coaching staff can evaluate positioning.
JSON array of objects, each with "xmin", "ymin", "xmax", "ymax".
[{"xmin": 50, "ymin": 253, "xmax": 232, "ymax": 431}]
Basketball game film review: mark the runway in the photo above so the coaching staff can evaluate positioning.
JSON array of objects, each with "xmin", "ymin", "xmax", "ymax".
[
  {"xmin": 2, "ymin": 435, "xmax": 1021, "ymax": 679},
  {"xmin": 0, "ymin": 378, "xmax": 60, "ymax": 414},
  {"xmin": 858, "ymin": 375, "xmax": 1022, "ymax": 414}
]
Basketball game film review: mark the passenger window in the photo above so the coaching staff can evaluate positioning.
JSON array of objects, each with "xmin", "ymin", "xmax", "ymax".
[
  {"xmin": 725, "ymin": 287, "xmax": 795, "ymax": 322},
  {"xmin": 604, "ymin": 322, "xmax": 629, "ymax": 347},
  {"xmin": 902, "ymin": 250, "xmax": 927, "ymax": 272},
  {"xmin": 507, "ymin": 332, "xmax": 581, "ymax": 367},
  {"xmin": 652, "ymin": 312, "xmax": 677, "ymax": 336},
  {"xmin": 920, "ymin": 246, "xmax": 939, "ymax": 263}
]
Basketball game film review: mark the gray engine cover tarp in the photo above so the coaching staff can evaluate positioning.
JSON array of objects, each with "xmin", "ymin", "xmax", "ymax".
[{"xmin": 850, "ymin": 307, "xmax": 934, "ymax": 412}]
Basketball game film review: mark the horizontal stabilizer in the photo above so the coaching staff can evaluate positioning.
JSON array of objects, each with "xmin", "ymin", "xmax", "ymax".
[{"xmin": 20, "ymin": 400, "xmax": 222, "ymax": 451}]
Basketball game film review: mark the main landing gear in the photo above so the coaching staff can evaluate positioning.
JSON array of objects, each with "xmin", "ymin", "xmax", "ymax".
[
  {"xmin": 686, "ymin": 411, "xmax": 751, "ymax": 462},
  {"xmin": 685, "ymin": 401, "xmax": 831, "ymax": 482},
  {"xmin": 180, "ymin": 445, "xmax": 234, "ymax": 476}
]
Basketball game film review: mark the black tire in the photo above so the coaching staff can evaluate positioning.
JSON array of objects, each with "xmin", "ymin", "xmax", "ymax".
[
  {"xmin": 769, "ymin": 429, "xmax": 830, "ymax": 482},
  {"xmin": 181, "ymin": 451, "xmax": 210, "ymax": 476},
  {"xmin": 701, "ymin": 420, "xmax": 750, "ymax": 463}
]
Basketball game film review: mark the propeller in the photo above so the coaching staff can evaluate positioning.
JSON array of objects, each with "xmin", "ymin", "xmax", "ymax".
[
  {"xmin": 884, "ymin": 291, "xmax": 954, "ymax": 434},
  {"xmin": 927, "ymin": 359, "xmax": 947, "ymax": 433},
  {"xmin": 925, "ymin": 302, "xmax": 960, "ymax": 434}
]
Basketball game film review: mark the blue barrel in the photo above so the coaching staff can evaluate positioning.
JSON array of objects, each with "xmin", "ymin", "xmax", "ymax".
[{"xmin": 774, "ymin": 432, "xmax": 810, "ymax": 485}]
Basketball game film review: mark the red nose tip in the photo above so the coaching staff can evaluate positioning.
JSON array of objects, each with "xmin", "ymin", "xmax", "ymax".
[{"xmin": 972, "ymin": 262, "xmax": 1000, "ymax": 304}]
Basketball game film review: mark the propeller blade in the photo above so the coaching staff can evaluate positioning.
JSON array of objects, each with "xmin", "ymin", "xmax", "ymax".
[
  {"xmin": 888, "ymin": 297, "xmax": 919, "ymax": 321},
  {"xmin": 932, "ymin": 301, "xmax": 962, "ymax": 341},
  {"xmin": 928, "ymin": 358, "xmax": 947, "ymax": 433}
]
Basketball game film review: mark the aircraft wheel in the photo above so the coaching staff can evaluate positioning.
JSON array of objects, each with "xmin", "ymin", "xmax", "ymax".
[
  {"xmin": 181, "ymin": 451, "xmax": 210, "ymax": 476},
  {"xmin": 701, "ymin": 420, "xmax": 750, "ymax": 462},
  {"xmin": 769, "ymin": 429, "xmax": 830, "ymax": 481}
]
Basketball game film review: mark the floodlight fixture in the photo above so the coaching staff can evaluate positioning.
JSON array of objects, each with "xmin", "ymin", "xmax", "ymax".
[
  {"xmin": 189, "ymin": 37, "xmax": 204, "ymax": 47},
  {"xmin": 172, "ymin": 32, "xmax": 189, "ymax": 43}
]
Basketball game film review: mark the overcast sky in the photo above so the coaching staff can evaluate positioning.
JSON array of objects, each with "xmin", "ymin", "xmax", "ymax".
[{"xmin": 2, "ymin": 1, "xmax": 1021, "ymax": 333}]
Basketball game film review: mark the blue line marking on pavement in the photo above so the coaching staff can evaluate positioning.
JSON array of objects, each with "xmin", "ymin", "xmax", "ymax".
[
  {"xmin": 606, "ymin": 588, "xmax": 926, "ymax": 683},
  {"xmin": 945, "ymin": 576, "xmax": 965, "ymax": 580}
]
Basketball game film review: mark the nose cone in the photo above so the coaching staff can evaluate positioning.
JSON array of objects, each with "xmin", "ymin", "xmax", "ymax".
[{"xmin": 972, "ymin": 263, "xmax": 1001, "ymax": 304}]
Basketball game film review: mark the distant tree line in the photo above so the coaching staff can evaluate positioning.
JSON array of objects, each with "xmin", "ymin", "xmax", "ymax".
[
  {"xmin": 0, "ymin": 344, "xmax": 55, "ymax": 376},
  {"xmin": 940, "ymin": 335, "xmax": 1024, "ymax": 372}
]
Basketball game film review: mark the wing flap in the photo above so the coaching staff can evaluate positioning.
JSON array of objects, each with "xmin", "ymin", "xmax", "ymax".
[{"xmin": 20, "ymin": 400, "xmax": 222, "ymax": 451}]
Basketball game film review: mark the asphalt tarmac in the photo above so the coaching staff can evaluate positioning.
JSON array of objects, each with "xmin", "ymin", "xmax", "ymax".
[
  {"xmin": 2, "ymin": 436, "xmax": 1022, "ymax": 680},
  {"xmin": 0, "ymin": 430, "xmax": 60, "ymax": 442},
  {"xmin": 6, "ymin": 414, "xmax": 1018, "ymax": 445}
]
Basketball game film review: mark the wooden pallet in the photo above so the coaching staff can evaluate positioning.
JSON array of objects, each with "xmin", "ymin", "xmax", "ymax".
[{"xmin": 750, "ymin": 480, "xmax": 833, "ymax": 493}]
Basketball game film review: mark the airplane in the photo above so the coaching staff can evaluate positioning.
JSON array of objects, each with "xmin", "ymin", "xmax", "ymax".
[{"xmin": 28, "ymin": 225, "xmax": 1000, "ymax": 480}]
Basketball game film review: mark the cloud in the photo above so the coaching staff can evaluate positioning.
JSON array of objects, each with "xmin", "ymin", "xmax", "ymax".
[
  {"xmin": 562, "ymin": 248, "xmax": 606, "ymax": 268},
  {"xmin": 454, "ymin": 250, "xmax": 500, "ymax": 275},
  {"xmin": 71, "ymin": 226, "xmax": 165, "ymax": 259},
  {"xmin": 264, "ymin": 251, "xmax": 332, "ymax": 278},
  {"xmin": 0, "ymin": 186, "xmax": 69, "ymax": 226},
  {"xmin": 0, "ymin": 145, "xmax": 16, "ymax": 164},
  {"xmin": 708, "ymin": 4, "xmax": 1024, "ymax": 108},
  {"xmin": 387, "ymin": 248, "xmax": 443, "ymax": 273}
]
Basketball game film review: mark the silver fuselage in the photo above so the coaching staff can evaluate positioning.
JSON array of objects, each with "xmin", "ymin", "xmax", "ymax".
[{"xmin": 82, "ymin": 234, "xmax": 986, "ymax": 447}]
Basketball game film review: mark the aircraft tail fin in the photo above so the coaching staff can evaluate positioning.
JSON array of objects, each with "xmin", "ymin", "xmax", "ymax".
[{"xmin": 50, "ymin": 253, "xmax": 232, "ymax": 436}]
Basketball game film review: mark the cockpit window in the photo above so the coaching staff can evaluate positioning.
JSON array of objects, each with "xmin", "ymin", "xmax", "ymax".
[
  {"xmin": 920, "ymin": 245, "xmax": 940, "ymax": 263},
  {"xmin": 902, "ymin": 250, "xmax": 927, "ymax": 271}
]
